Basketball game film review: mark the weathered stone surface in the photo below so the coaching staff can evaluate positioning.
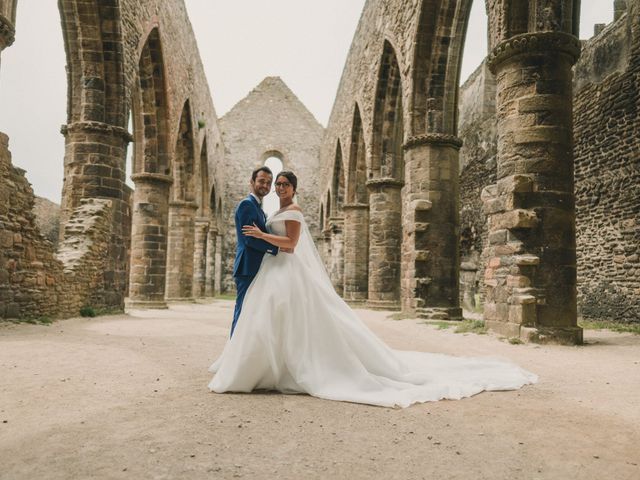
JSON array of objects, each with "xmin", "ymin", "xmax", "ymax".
[
  {"xmin": 574, "ymin": 2, "xmax": 640, "ymax": 324},
  {"xmin": 219, "ymin": 77, "xmax": 324, "ymax": 292},
  {"xmin": 1, "ymin": 0, "xmax": 226, "ymax": 319}
]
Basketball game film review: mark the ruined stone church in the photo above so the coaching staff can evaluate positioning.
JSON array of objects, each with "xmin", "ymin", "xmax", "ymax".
[{"xmin": 0, "ymin": 0, "xmax": 638, "ymax": 345}]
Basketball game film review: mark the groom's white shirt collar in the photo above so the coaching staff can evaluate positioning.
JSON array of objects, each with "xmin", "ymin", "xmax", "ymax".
[{"xmin": 249, "ymin": 193, "xmax": 262, "ymax": 205}]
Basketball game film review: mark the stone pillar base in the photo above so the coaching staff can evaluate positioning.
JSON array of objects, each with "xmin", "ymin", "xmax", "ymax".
[
  {"xmin": 520, "ymin": 326, "xmax": 583, "ymax": 345},
  {"xmin": 165, "ymin": 297, "xmax": 196, "ymax": 304},
  {"xmin": 344, "ymin": 298, "xmax": 368, "ymax": 307},
  {"xmin": 366, "ymin": 299, "xmax": 401, "ymax": 311},
  {"xmin": 125, "ymin": 299, "xmax": 168, "ymax": 310},
  {"xmin": 485, "ymin": 321, "xmax": 583, "ymax": 345},
  {"xmin": 416, "ymin": 307, "xmax": 463, "ymax": 321}
]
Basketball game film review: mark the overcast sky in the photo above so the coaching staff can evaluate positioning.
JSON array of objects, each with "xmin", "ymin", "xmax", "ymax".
[{"xmin": 0, "ymin": 1, "xmax": 613, "ymax": 203}]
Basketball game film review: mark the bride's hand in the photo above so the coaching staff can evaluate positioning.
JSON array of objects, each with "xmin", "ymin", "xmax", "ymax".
[{"xmin": 242, "ymin": 223, "xmax": 263, "ymax": 239}]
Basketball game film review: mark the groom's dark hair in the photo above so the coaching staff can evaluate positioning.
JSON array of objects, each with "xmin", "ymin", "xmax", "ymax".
[{"xmin": 252, "ymin": 166, "xmax": 273, "ymax": 181}]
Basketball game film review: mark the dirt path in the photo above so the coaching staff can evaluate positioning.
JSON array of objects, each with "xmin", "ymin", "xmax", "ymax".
[{"xmin": 1, "ymin": 301, "xmax": 639, "ymax": 479}]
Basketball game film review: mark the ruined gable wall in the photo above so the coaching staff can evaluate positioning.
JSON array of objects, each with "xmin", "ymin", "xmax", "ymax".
[
  {"xmin": 573, "ymin": 3, "xmax": 640, "ymax": 323},
  {"xmin": 219, "ymin": 78, "xmax": 324, "ymax": 292}
]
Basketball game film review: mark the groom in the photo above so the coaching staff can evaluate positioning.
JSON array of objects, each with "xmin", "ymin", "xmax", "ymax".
[{"xmin": 231, "ymin": 166, "xmax": 279, "ymax": 337}]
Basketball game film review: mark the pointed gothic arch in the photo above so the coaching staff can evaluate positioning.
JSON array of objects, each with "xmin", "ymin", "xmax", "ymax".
[
  {"xmin": 371, "ymin": 40, "xmax": 404, "ymax": 180},
  {"xmin": 346, "ymin": 104, "xmax": 368, "ymax": 204},
  {"xmin": 127, "ymin": 26, "xmax": 173, "ymax": 309}
]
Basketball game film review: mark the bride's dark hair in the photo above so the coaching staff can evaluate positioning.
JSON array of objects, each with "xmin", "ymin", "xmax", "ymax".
[{"xmin": 276, "ymin": 171, "xmax": 298, "ymax": 193}]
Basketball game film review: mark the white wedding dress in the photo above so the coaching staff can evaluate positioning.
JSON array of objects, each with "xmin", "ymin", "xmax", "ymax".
[{"xmin": 209, "ymin": 209, "xmax": 537, "ymax": 408}]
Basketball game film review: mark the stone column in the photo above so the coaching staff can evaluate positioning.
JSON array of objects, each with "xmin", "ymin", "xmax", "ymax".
[
  {"xmin": 204, "ymin": 226, "xmax": 217, "ymax": 297},
  {"xmin": 366, "ymin": 179, "xmax": 403, "ymax": 309},
  {"xmin": 320, "ymin": 228, "xmax": 331, "ymax": 266},
  {"xmin": 59, "ymin": 122, "xmax": 133, "ymax": 309},
  {"xmin": 59, "ymin": 123, "xmax": 131, "ymax": 236},
  {"xmin": 126, "ymin": 173, "xmax": 172, "ymax": 309},
  {"xmin": 192, "ymin": 218, "xmax": 209, "ymax": 298},
  {"xmin": 483, "ymin": 32, "xmax": 582, "ymax": 344},
  {"xmin": 342, "ymin": 203, "xmax": 369, "ymax": 303},
  {"xmin": 165, "ymin": 201, "xmax": 198, "ymax": 302},
  {"xmin": 214, "ymin": 234, "xmax": 223, "ymax": 295},
  {"xmin": 401, "ymin": 135, "xmax": 462, "ymax": 320},
  {"xmin": 327, "ymin": 217, "xmax": 345, "ymax": 295}
]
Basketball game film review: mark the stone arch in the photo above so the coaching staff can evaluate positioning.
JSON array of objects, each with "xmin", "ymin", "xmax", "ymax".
[
  {"xmin": 127, "ymin": 26, "xmax": 173, "ymax": 309},
  {"xmin": 346, "ymin": 104, "xmax": 368, "ymax": 204},
  {"xmin": 411, "ymin": 0, "xmax": 476, "ymax": 136},
  {"xmin": 58, "ymin": 0, "xmax": 130, "ymax": 310},
  {"xmin": 198, "ymin": 137, "xmax": 210, "ymax": 216},
  {"xmin": 262, "ymin": 151, "xmax": 284, "ymax": 215},
  {"xmin": 59, "ymin": 0, "xmax": 126, "ymax": 126},
  {"xmin": 165, "ymin": 98, "xmax": 198, "ymax": 302},
  {"xmin": 204, "ymin": 191, "xmax": 223, "ymax": 297},
  {"xmin": 343, "ymin": 103, "xmax": 369, "ymax": 302},
  {"xmin": 327, "ymin": 140, "xmax": 346, "ymax": 294},
  {"xmin": 174, "ymin": 99, "xmax": 196, "ymax": 202},
  {"xmin": 371, "ymin": 39, "xmax": 405, "ymax": 180},
  {"xmin": 325, "ymin": 190, "xmax": 332, "ymax": 224},
  {"xmin": 367, "ymin": 39, "xmax": 406, "ymax": 308},
  {"xmin": 192, "ymin": 137, "xmax": 211, "ymax": 298},
  {"xmin": 331, "ymin": 140, "xmax": 345, "ymax": 215},
  {"xmin": 135, "ymin": 27, "xmax": 170, "ymax": 175}
]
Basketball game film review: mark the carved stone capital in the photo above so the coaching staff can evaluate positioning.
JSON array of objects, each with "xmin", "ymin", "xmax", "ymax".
[
  {"xmin": 487, "ymin": 32, "xmax": 581, "ymax": 74},
  {"xmin": 0, "ymin": 14, "xmax": 16, "ymax": 50},
  {"xmin": 169, "ymin": 200, "xmax": 199, "ymax": 210},
  {"xmin": 61, "ymin": 121, "xmax": 134, "ymax": 143},
  {"xmin": 130, "ymin": 172, "xmax": 174, "ymax": 185},
  {"xmin": 403, "ymin": 133, "xmax": 463, "ymax": 150},
  {"xmin": 366, "ymin": 177, "xmax": 405, "ymax": 189},
  {"xmin": 342, "ymin": 203, "xmax": 370, "ymax": 210}
]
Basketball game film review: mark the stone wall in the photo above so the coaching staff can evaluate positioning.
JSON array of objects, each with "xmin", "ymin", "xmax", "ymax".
[
  {"xmin": 219, "ymin": 77, "xmax": 324, "ymax": 292},
  {"xmin": 573, "ymin": 3, "xmax": 640, "ymax": 323},
  {"xmin": 456, "ymin": 2, "xmax": 640, "ymax": 324},
  {"xmin": 1, "ymin": 0, "xmax": 227, "ymax": 319},
  {"xmin": 0, "ymin": 133, "xmax": 121, "ymax": 319},
  {"xmin": 458, "ymin": 62, "xmax": 496, "ymax": 311},
  {"xmin": 0, "ymin": 133, "xmax": 64, "ymax": 319}
]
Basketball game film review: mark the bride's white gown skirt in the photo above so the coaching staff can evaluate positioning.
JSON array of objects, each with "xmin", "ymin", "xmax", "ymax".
[{"xmin": 209, "ymin": 211, "xmax": 537, "ymax": 408}]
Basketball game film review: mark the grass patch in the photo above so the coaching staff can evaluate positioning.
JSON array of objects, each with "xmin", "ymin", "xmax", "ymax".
[
  {"xmin": 80, "ymin": 306, "xmax": 97, "ymax": 317},
  {"xmin": 454, "ymin": 319, "xmax": 487, "ymax": 335},
  {"xmin": 422, "ymin": 320, "xmax": 454, "ymax": 330},
  {"xmin": 579, "ymin": 320, "xmax": 640, "ymax": 335},
  {"xmin": 508, "ymin": 337, "xmax": 524, "ymax": 345},
  {"xmin": 80, "ymin": 306, "xmax": 123, "ymax": 318},
  {"xmin": 388, "ymin": 312, "xmax": 416, "ymax": 321},
  {"xmin": 215, "ymin": 294, "xmax": 237, "ymax": 301},
  {"xmin": 9, "ymin": 316, "xmax": 54, "ymax": 326}
]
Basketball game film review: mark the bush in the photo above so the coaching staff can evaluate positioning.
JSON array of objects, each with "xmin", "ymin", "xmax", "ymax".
[{"xmin": 79, "ymin": 306, "xmax": 96, "ymax": 318}]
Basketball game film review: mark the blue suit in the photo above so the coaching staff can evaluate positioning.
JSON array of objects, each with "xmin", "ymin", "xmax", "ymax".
[{"xmin": 231, "ymin": 195, "xmax": 278, "ymax": 336}]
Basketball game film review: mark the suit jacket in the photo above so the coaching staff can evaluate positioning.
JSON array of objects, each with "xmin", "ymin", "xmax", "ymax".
[{"xmin": 233, "ymin": 195, "xmax": 278, "ymax": 277}]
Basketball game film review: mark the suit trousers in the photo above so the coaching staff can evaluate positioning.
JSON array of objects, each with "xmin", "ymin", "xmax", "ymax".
[{"xmin": 231, "ymin": 275, "xmax": 253, "ymax": 337}]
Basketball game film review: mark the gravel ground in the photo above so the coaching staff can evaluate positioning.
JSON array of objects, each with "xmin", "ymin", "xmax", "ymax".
[{"xmin": 1, "ymin": 301, "xmax": 638, "ymax": 480}]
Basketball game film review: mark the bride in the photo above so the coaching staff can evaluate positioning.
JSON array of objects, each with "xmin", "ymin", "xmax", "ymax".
[{"xmin": 209, "ymin": 171, "xmax": 537, "ymax": 408}]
